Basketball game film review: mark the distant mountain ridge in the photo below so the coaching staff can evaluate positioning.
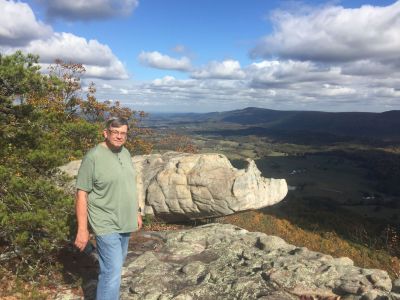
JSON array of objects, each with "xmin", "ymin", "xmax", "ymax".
[{"xmin": 149, "ymin": 107, "xmax": 400, "ymax": 143}]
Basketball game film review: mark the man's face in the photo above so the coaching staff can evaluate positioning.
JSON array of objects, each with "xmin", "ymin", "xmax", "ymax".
[{"xmin": 103, "ymin": 125, "xmax": 128, "ymax": 149}]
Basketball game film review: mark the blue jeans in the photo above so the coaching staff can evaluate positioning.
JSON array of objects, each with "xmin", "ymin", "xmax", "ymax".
[{"xmin": 95, "ymin": 232, "xmax": 131, "ymax": 300}]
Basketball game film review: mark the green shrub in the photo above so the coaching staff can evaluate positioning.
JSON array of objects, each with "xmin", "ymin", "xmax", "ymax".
[{"xmin": 0, "ymin": 166, "xmax": 74, "ymax": 278}]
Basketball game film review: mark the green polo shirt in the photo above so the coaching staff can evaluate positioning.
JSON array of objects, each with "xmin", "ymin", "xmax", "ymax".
[{"xmin": 76, "ymin": 144, "xmax": 138, "ymax": 235}]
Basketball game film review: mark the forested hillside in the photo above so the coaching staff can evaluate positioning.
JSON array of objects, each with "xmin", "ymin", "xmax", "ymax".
[{"xmin": 148, "ymin": 107, "xmax": 400, "ymax": 144}]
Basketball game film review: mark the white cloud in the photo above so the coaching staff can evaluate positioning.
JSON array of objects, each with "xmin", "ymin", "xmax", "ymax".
[
  {"xmin": 84, "ymin": 62, "xmax": 128, "ymax": 80},
  {"xmin": 23, "ymin": 32, "xmax": 128, "ymax": 79},
  {"xmin": 152, "ymin": 76, "xmax": 181, "ymax": 86},
  {"xmin": 321, "ymin": 84, "xmax": 356, "ymax": 96},
  {"xmin": 122, "ymin": 54, "xmax": 400, "ymax": 112},
  {"xmin": 0, "ymin": 0, "xmax": 52, "ymax": 46},
  {"xmin": 38, "ymin": 0, "xmax": 139, "ymax": 21},
  {"xmin": 0, "ymin": 1, "xmax": 128, "ymax": 80},
  {"xmin": 247, "ymin": 60, "xmax": 341, "ymax": 88},
  {"xmin": 242, "ymin": 2, "xmax": 400, "ymax": 112},
  {"xmin": 252, "ymin": 1, "xmax": 400, "ymax": 64},
  {"xmin": 191, "ymin": 60, "xmax": 246, "ymax": 80},
  {"xmin": 138, "ymin": 51, "xmax": 191, "ymax": 71},
  {"xmin": 90, "ymin": 69, "xmax": 400, "ymax": 113},
  {"xmin": 150, "ymin": 76, "xmax": 198, "ymax": 94},
  {"xmin": 25, "ymin": 33, "xmax": 114, "ymax": 65}
]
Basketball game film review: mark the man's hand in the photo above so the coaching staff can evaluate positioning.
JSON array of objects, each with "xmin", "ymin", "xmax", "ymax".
[
  {"xmin": 138, "ymin": 213, "xmax": 143, "ymax": 230},
  {"xmin": 74, "ymin": 229, "xmax": 89, "ymax": 252}
]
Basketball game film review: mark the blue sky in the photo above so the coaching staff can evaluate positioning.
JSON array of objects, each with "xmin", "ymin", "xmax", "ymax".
[{"xmin": 1, "ymin": 0, "xmax": 399, "ymax": 113}]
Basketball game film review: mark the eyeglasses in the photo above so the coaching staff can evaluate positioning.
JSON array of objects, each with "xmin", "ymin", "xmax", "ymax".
[{"xmin": 108, "ymin": 129, "xmax": 128, "ymax": 137}]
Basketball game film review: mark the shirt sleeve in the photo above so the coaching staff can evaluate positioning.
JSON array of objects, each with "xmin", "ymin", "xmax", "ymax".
[{"xmin": 76, "ymin": 154, "xmax": 94, "ymax": 192}]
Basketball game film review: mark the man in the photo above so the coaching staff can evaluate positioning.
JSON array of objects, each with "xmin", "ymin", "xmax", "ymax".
[{"xmin": 74, "ymin": 117, "xmax": 142, "ymax": 300}]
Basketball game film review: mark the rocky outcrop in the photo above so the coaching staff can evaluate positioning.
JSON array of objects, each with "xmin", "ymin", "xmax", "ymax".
[
  {"xmin": 60, "ymin": 152, "xmax": 288, "ymax": 221},
  {"xmin": 120, "ymin": 223, "xmax": 397, "ymax": 300},
  {"xmin": 133, "ymin": 152, "xmax": 287, "ymax": 221}
]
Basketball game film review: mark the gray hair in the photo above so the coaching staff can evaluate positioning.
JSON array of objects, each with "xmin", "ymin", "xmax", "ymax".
[{"xmin": 105, "ymin": 117, "xmax": 129, "ymax": 130}]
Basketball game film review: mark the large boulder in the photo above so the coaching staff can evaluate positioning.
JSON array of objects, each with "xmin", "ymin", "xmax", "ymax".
[
  {"xmin": 119, "ymin": 223, "xmax": 394, "ymax": 300},
  {"xmin": 59, "ymin": 152, "xmax": 288, "ymax": 221},
  {"xmin": 132, "ymin": 152, "xmax": 287, "ymax": 221}
]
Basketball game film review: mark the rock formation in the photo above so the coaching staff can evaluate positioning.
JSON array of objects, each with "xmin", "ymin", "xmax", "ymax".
[
  {"xmin": 133, "ymin": 152, "xmax": 287, "ymax": 221},
  {"xmin": 119, "ymin": 223, "xmax": 397, "ymax": 300},
  {"xmin": 60, "ymin": 152, "xmax": 288, "ymax": 221}
]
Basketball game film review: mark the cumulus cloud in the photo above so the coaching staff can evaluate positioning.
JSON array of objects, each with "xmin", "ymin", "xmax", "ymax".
[
  {"xmin": 38, "ymin": 0, "xmax": 139, "ymax": 21},
  {"xmin": 139, "ymin": 51, "xmax": 192, "ymax": 71},
  {"xmin": 20, "ymin": 32, "xmax": 128, "ymax": 79},
  {"xmin": 119, "ymin": 54, "xmax": 400, "ymax": 112},
  {"xmin": 246, "ymin": 60, "xmax": 342, "ymax": 89},
  {"xmin": 0, "ymin": 0, "xmax": 52, "ymax": 46},
  {"xmin": 251, "ymin": 1, "xmax": 400, "ymax": 63},
  {"xmin": 191, "ymin": 60, "xmax": 246, "ymax": 80},
  {"xmin": 84, "ymin": 62, "xmax": 128, "ymax": 80},
  {"xmin": 26, "ymin": 33, "xmax": 113, "ymax": 65},
  {"xmin": 0, "ymin": 1, "xmax": 128, "ymax": 80},
  {"xmin": 126, "ymin": 74, "xmax": 300, "ymax": 112},
  {"xmin": 152, "ymin": 76, "xmax": 192, "ymax": 86}
]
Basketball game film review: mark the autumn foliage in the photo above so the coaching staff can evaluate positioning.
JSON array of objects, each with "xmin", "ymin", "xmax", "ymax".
[{"xmin": 158, "ymin": 133, "xmax": 198, "ymax": 153}]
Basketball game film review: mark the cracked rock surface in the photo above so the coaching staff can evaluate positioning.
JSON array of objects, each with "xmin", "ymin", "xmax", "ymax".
[{"xmin": 121, "ymin": 223, "xmax": 395, "ymax": 300}]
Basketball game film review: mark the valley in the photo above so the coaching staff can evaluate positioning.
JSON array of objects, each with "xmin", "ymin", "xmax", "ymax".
[{"xmin": 144, "ymin": 107, "xmax": 400, "ymax": 270}]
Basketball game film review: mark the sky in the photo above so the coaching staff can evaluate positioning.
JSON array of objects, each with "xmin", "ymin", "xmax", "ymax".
[{"xmin": 1, "ymin": 0, "xmax": 399, "ymax": 113}]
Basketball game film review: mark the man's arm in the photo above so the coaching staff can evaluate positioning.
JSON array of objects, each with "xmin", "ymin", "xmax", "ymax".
[{"xmin": 74, "ymin": 189, "xmax": 90, "ymax": 252}]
